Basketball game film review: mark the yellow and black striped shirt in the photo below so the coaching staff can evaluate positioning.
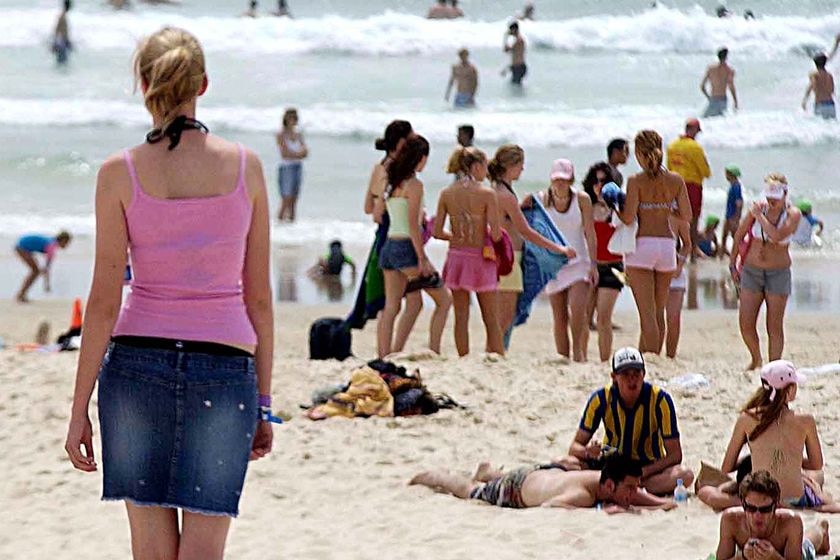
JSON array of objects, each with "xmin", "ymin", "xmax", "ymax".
[{"xmin": 578, "ymin": 382, "xmax": 680, "ymax": 464}]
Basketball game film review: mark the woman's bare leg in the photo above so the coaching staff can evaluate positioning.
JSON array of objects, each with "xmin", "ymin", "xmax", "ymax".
[
  {"xmin": 424, "ymin": 286, "xmax": 451, "ymax": 354},
  {"xmin": 179, "ymin": 511, "xmax": 232, "ymax": 560},
  {"xmin": 596, "ymin": 287, "xmax": 620, "ymax": 361},
  {"xmin": 497, "ymin": 291, "xmax": 518, "ymax": 337},
  {"xmin": 665, "ymin": 288, "xmax": 685, "ymax": 358},
  {"xmin": 393, "ymin": 290, "xmax": 422, "ymax": 352},
  {"xmin": 476, "ymin": 290, "xmax": 504, "ymax": 355},
  {"xmin": 652, "ymin": 270, "xmax": 673, "ymax": 354},
  {"xmin": 627, "ymin": 267, "xmax": 657, "ymax": 353},
  {"xmin": 377, "ymin": 269, "xmax": 411, "ymax": 358},
  {"xmin": 567, "ymin": 281, "xmax": 591, "ymax": 362},
  {"xmin": 549, "ymin": 290, "xmax": 570, "ymax": 357},
  {"xmin": 452, "ymin": 289, "xmax": 470, "ymax": 357},
  {"xmin": 738, "ymin": 288, "xmax": 765, "ymax": 369},
  {"xmin": 764, "ymin": 292, "xmax": 788, "ymax": 361},
  {"xmin": 125, "ymin": 503, "xmax": 180, "ymax": 560}
]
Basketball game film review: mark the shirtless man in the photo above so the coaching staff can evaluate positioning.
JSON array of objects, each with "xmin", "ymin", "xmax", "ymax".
[
  {"xmin": 518, "ymin": 2, "xmax": 535, "ymax": 20},
  {"xmin": 52, "ymin": 0, "xmax": 72, "ymax": 65},
  {"xmin": 427, "ymin": 0, "xmax": 450, "ymax": 19},
  {"xmin": 445, "ymin": 49, "xmax": 479, "ymax": 108},
  {"xmin": 716, "ymin": 471, "xmax": 831, "ymax": 560},
  {"xmin": 504, "ymin": 22, "xmax": 527, "ymax": 86},
  {"xmin": 802, "ymin": 53, "xmax": 836, "ymax": 119},
  {"xmin": 410, "ymin": 455, "xmax": 675, "ymax": 512},
  {"xmin": 448, "ymin": 0, "xmax": 464, "ymax": 18},
  {"xmin": 701, "ymin": 47, "xmax": 738, "ymax": 117}
]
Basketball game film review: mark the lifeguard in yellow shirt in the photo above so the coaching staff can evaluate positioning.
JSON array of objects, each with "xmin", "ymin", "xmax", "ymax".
[{"xmin": 667, "ymin": 118, "xmax": 711, "ymax": 257}]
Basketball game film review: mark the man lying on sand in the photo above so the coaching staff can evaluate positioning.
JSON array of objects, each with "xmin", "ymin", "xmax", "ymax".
[
  {"xmin": 716, "ymin": 470, "xmax": 830, "ymax": 560},
  {"xmin": 552, "ymin": 347, "xmax": 694, "ymax": 495},
  {"xmin": 410, "ymin": 455, "xmax": 676, "ymax": 512}
]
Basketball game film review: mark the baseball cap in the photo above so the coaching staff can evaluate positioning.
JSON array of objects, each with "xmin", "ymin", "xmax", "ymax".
[
  {"xmin": 686, "ymin": 117, "xmax": 702, "ymax": 131},
  {"xmin": 550, "ymin": 158, "xmax": 574, "ymax": 181},
  {"xmin": 760, "ymin": 360, "xmax": 805, "ymax": 400},
  {"xmin": 763, "ymin": 180, "xmax": 787, "ymax": 200},
  {"xmin": 611, "ymin": 346, "xmax": 645, "ymax": 374},
  {"xmin": 725, "ymin": 164, "xmax": 741, "ymax": 177}
]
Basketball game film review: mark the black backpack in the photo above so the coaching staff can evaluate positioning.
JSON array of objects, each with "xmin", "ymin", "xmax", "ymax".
[{"xmin": 308, "ymin": 317, "xmax": 352, "ymax": 361}]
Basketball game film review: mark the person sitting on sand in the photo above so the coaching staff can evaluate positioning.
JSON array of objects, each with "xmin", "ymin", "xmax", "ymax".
[
  {"xmin": 720, "ymin": 360, "xmax": 840, "ymax": 513},
  {"xmin": 554, "ymin": 347, "xmax": 695, "ymax": 495},
  {"xmin": 308, "ymin": 240, "xmax": 356, "ymax": 279},
  {"xmin": 410, "ymin": 455, "xmax": 675, "ymax": 512},
  {"xmin": 14, "ymin": 231, "xmax": 72, "ymax": 302},
  {"xmin": 716, "ymin": 470, "xmax": 831, "ymax": 560},
  {"xmin": 695, "ymin": 215, "xmax": 720, "ymax": 258}
]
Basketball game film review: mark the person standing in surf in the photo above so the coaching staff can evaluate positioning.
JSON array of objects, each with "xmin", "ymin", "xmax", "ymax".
[
  {"xmin": 700, "ymin": 47, "xmax": 738, "ymax": 117},
  {"xmin": 504, "ymin": 22, "xmax": 528, "ymax": 86}
]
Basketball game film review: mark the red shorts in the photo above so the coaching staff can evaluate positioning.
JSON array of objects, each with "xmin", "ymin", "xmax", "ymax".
[{"xmin": 686, "ymin": 182, "xmax": 702, "ymax": 219}]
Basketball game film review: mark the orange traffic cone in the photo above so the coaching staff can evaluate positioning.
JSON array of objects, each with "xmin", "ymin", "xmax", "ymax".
[{"xmin": 70, "ymin": 298, "xmax": 83, "ymax": 330}]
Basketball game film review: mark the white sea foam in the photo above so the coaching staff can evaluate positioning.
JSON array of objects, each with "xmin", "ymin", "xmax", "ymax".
[
  {"xmin": 3, "ymin": 96, "xmax": 840, "ymax": 150},
  {"xmin": 1, "ymin": 7, "xmax": 839, "ymax": 56},
  {"xmin": 0, "ymin": 213, "xmax": 375, "ymax": 247}
]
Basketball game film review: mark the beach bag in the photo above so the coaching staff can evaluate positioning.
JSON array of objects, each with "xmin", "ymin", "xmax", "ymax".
[
  {"xmin": 736, "ymin": 227, "xmax": 754, "ymax": 273},
  {"xmin": 607, "ymin": 212, "xmax": 638, "ymax": 255},
  {"xmin": 309, "ymin": 317, "xmax": 352, "ymax": 361},
  {"xmin": 483, "ymin": 228, "xmax": 515, "ymax": 276}
]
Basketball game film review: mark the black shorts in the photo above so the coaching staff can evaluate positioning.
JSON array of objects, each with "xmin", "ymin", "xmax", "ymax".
[
  {"xmin": 597, "ymin": 262, "xmax": 625, "ymax": 291},
  {"xmin": 511, "ymin": 63, "xmax": 527, "ymax": 84}
]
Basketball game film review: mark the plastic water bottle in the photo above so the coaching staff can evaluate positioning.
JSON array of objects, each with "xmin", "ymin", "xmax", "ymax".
[{"xmin": 673, "ymin": 478, "xmax": 688, "ymax": 503}]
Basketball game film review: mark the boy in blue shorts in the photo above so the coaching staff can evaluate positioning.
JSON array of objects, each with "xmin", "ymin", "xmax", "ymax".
[
  {"xmin": 14, "ymin": 231, "xmax": 72, "ymax": 302},
  {"xmin": 719, "ymin": 164, "xmax": 743, "ymax": 257}
]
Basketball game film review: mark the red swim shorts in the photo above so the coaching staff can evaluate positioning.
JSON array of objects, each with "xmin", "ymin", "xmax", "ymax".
[{"xmin": 686, "ymin": 182, "xmax": 703, "ymax": 219}]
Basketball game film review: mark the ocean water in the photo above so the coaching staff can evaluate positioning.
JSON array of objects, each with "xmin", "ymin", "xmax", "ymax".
[{"xmin": 2, "ymin": 0, "xmax": 840, "ymax": 306}]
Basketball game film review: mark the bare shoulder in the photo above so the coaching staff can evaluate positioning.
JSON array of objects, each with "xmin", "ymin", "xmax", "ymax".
[
  {"xmin": 796, "ymin": 413, "xmax": 817, "ymax": 429},
  {"xmin": 480, "ymin": 184, "xmax": 498, "ymax": 199},
  {"xmin": 776, "ymin": 509, "xmax": 803, "ymax": 531},
  {"xmin": 721, "ymin": 507, "xmax": 743, "ymax": 524},
  {"xmin": 665, "ymin": 170, "xmax": 686, "ymax": 187},
  {"xmin": 96, "ymin": 150, "xmax": 132, "ymax": 199}
]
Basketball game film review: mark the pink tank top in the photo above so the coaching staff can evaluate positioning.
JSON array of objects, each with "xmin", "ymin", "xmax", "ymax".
[{"xmin": 113, "ymin": 145, "xmax": 257, "ymax": 346}]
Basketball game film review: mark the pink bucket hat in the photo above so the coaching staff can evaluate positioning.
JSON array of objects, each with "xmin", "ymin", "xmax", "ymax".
[
  {"xmin": 550, "ymin": 158, "xmax": 574, "ymax": 181},
  {"xmin": 760, "ymin": 359, "xmax": 805, "ymax": 400}
]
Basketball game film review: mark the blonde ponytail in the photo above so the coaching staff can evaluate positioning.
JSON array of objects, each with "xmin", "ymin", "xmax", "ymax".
[{"xmin": 134, "ymin": 27, "xmax": 206, "ymax": 130}]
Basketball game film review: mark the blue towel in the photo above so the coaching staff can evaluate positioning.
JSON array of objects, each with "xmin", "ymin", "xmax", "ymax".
[{"xmin": 513, "ymin": 196, "xmax": 569, "ymax": 328}]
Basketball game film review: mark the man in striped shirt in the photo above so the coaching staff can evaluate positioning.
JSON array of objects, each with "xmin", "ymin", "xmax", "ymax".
[{"xmin": 555, "ymin": 347, "xmax": 694, "ymax": 494}]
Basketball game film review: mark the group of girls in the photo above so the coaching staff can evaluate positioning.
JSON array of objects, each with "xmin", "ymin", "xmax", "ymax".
[{"xmin": 364, "ymin": 121, "xmax": 795, "ymax": 367}]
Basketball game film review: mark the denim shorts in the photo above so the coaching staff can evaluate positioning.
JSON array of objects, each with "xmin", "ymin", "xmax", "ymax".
[
  {"xmin": 278, "ymin": 161, "xmax": 303, "ymax": 198},
  {"xmin": 98, "ymin": 342, "xmax": 258, "ymax": 517},
  {"xmin": 378, "ymin": 238, "xmax": 418, "ymax": 270}
]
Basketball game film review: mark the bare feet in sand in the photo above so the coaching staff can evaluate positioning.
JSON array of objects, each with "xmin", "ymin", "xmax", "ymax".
[{"xmin": 472, "ymin": 461, "xmax": 502, "ymax": 482}]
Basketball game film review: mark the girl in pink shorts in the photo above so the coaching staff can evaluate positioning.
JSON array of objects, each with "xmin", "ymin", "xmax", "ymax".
[
  {"xmin": 434, "ymin": 146, "xmax": 504, "ymax": 356},
  {"xmin": 617, "ymin": 130, "xmax": 692, "ymax": 354}
]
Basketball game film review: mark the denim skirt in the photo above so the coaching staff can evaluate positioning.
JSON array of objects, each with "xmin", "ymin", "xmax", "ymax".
[{"xmin": 98, "ymin": 342, "xmax": 258, "ymax": 517}]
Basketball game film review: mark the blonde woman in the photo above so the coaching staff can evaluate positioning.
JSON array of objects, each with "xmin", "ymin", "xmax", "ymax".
[
  {"xmin": 434, "ymin": 146, "xmax": 503, "ymax": 356},
  {"xmin": 276, "ymin": 107, "xmax": 308, "ymax": 221},
  {"xmin": 729, "ymin": 173, "xmax": 801, "ymax": 370},
  {"xmin": 488, "ymin": 145, "xmax": 574, "ymax": 343},
  {"xmin": 65, "ymin": 27, "xmax": 274, "ymax": 557},
  {"xmin": 618, "ymin": 130, "xmax": 691, "ymax": 354}
]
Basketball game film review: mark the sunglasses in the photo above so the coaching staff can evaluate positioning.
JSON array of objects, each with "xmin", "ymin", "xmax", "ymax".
[
  {"xmin": 595, "ymin": 176, "xmax": 608, "ymax": 185},
  {"xmin": 742, "ymin": 501, "xmax": 775, "ymax": 514}
]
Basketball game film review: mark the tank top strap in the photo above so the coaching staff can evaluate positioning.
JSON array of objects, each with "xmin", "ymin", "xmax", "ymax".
[
  {"xmin": 236, "ymin": 143, "xmax": 248, "ymax": 197},
  {"xmin": 123, "ymin": 149, "xmax": 142, "ymax": 199}
]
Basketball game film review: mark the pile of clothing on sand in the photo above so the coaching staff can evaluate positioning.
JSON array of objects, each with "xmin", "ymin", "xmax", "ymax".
[{"xmin": 304, "ymin": 359, "xmax": 462, "ymax": 420}]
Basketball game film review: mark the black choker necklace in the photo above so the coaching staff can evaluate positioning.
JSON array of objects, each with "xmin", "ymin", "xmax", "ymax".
[{"xmin": 146, "ymin": 116, "xmax": 209, "ymax": 151}]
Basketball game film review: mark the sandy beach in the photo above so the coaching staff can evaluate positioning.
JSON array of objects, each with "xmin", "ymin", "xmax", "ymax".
[{"xmin": 2, "ymin": 299, "xmax": 838, "ymax": 559}]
